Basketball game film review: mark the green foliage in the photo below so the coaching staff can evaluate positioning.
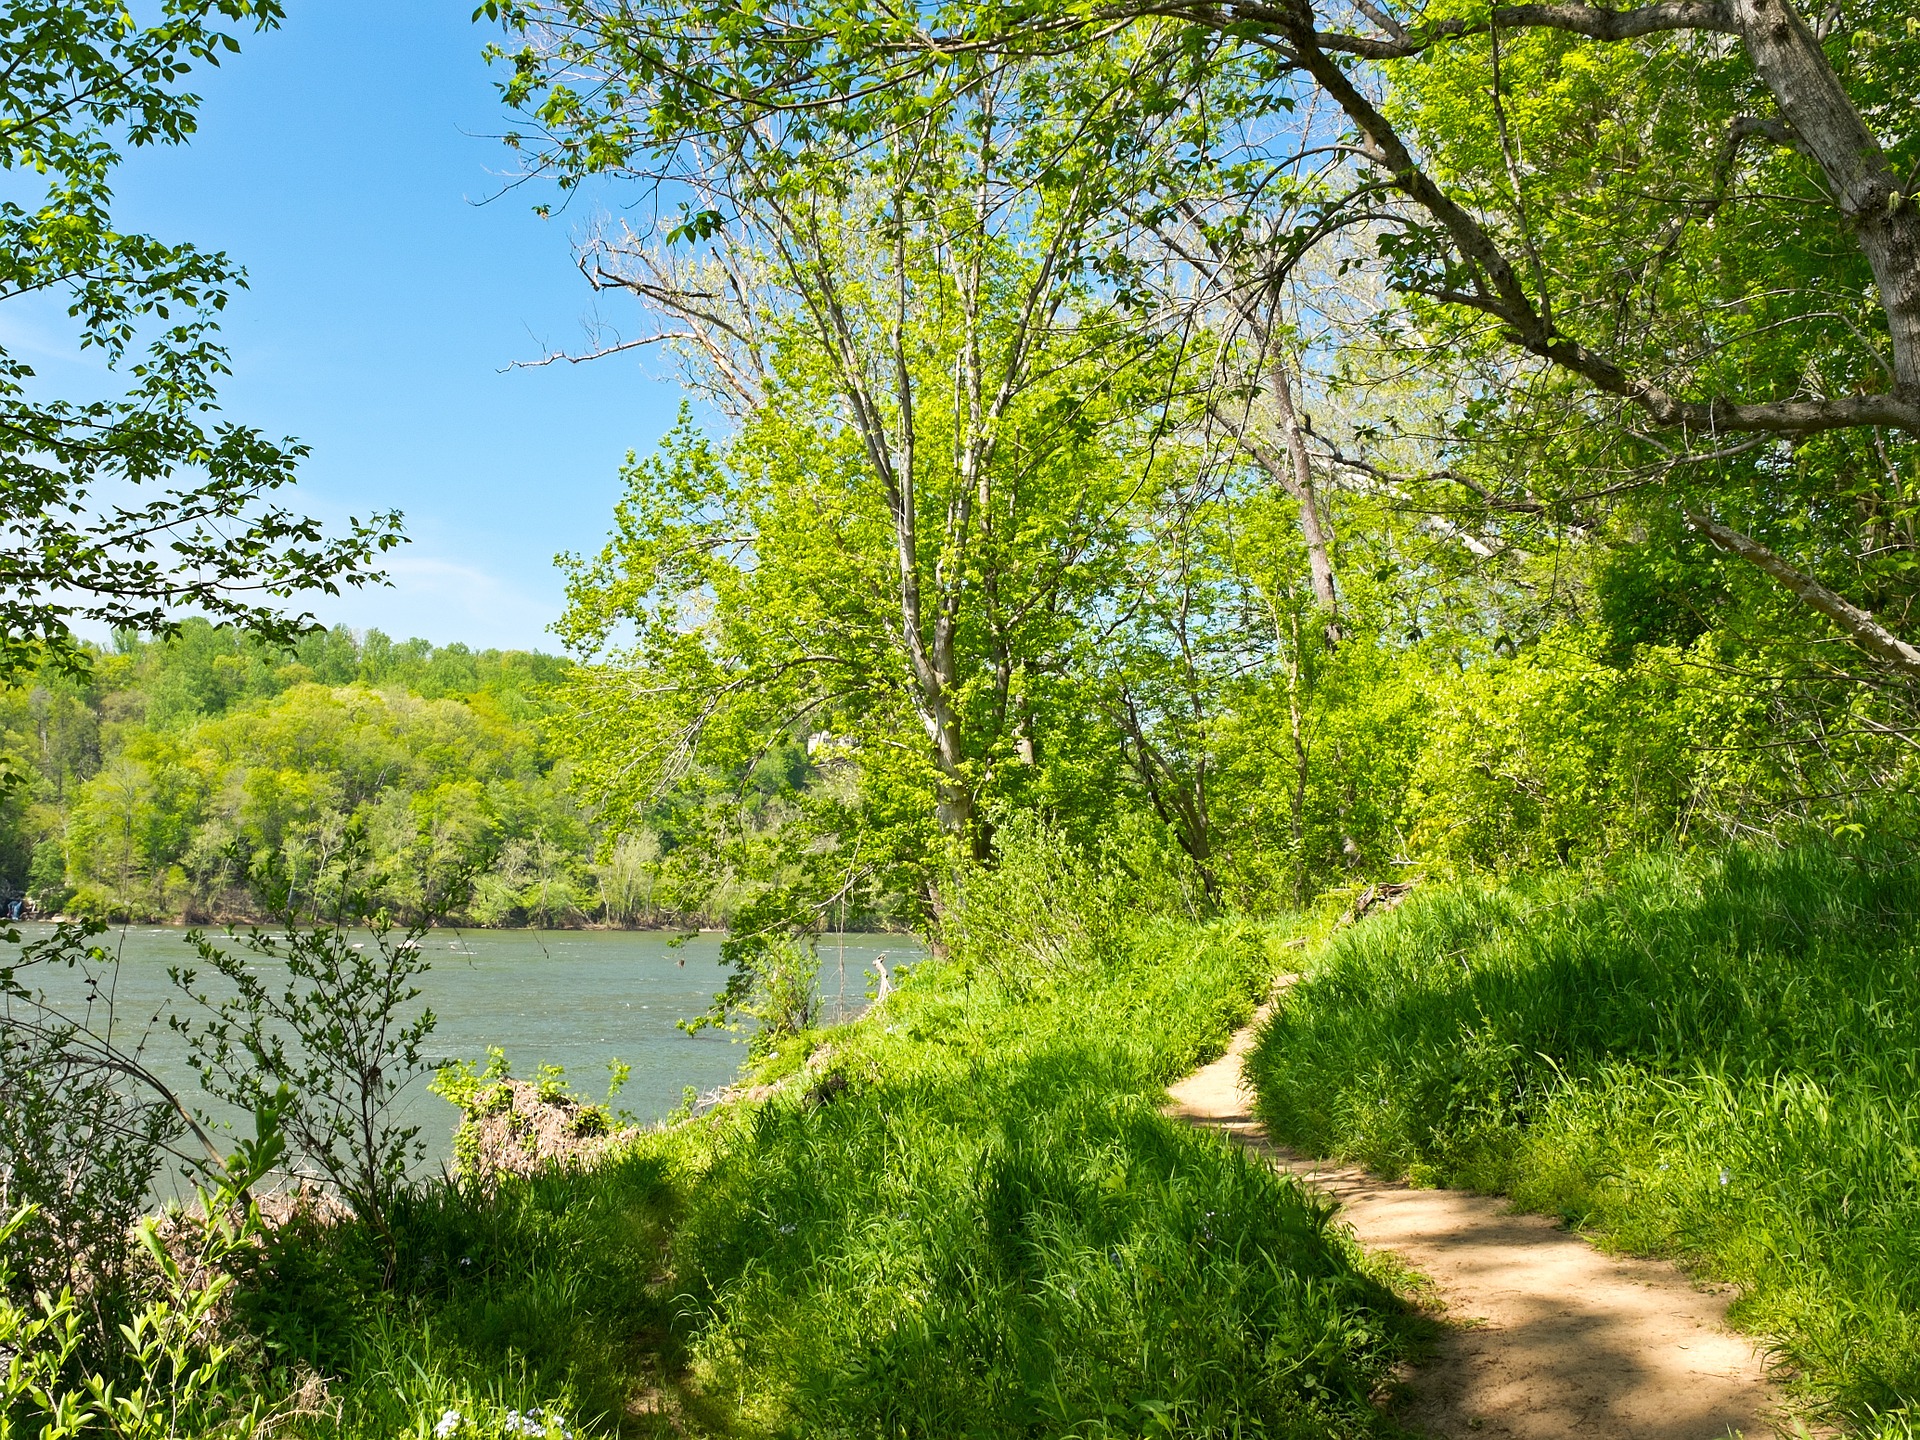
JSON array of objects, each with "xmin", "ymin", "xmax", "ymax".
[
  {"xmin": 0, "ymin": 622, "xmax": 615, "ymax": 927},
  {"xmin": 495, "ymin": 0, "xmax": 1920, "ymax": 925},
  {"xmin": 1194, "ymin": 619, "xmax": 1919, "ymax": 900},
  {"xmin": 221, "ymin": 911, "xmax": 1416, "ymax": 1439},
  {"xmin": 939, "ymin": 811, "xmax": 1134, "ymax": 994},
  {"xmin": 1246, "ymin": 840, "xmax": 1920, "ymax": 1428},
  {"xmin": 0, "ymin": 1104, "xmax": 284, "ymax": 1438},
  {"xmin": 0, "ymin": 0, "xmax": 401, "ymax": 680},
  {"xmin": 1361, "ymin": 6, "xmax": 1920, "ymax": 640},
  {"xmin": 536, "ymin": 31, "xmax": 1217, "ymax": 910},
  {"xmin": 1, "ymin": 1203, "xmax": 263, "ymax": 1440},
  {"xmin": 490, "ymin": 0, "xmax": 1920, "ymax": 924},
  {"xmin": 0, "ymin": 919, "xmax": 189, "ymax": 1322}
]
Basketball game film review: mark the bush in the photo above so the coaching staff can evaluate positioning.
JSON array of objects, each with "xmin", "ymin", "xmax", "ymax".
[
  {"xmin": 938, "ymin": 811, "xmax": 1128, "ymax": 993},
  {"xmin": 0, "ymin": 1114, "xmax": 287, "ymax": 1440},
  {"xmin": 0, "ymin": 922, "xmax": 187, "ymax": 1330}
]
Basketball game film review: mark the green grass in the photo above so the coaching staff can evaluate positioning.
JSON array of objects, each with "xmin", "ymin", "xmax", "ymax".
[
  {"xmin": 243, "ymin": 920, "xmax": 1421, "ymax": 1438},
  {"xmin": 1244, "ymin": 840, "xmax": 1920, "ymax": 1435}
]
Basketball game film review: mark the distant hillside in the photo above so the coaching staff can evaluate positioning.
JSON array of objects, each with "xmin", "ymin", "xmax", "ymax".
[{"xmin": 0, "ymin": 621, "xmax": 645, "ymax": 928}]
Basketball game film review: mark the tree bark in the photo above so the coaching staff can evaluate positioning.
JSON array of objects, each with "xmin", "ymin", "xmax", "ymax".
[
  {"xmin": 1727, "ymin": 0, "xmax": 1920, "ymax": 395},
  {"xmin": 1210, "ymin": 376, "xmax": 1342, "ymax": 642},
  {"xmin": 1266, "ymin": 357, "xmax": 1341, "ymax": 630}
]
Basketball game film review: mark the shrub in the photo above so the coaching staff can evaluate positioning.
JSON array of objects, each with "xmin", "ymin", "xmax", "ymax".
[
  {"xmin": 938, "ymin": 811, "xmax": 1126, "ymax": 993},
  {"xmin": 0, "ymin": 921, "xmax": 188, "ymax": 1328}
]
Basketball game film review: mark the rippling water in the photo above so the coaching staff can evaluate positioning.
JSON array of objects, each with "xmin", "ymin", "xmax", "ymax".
[{"xmin": 8, "ymin": 924, "xmax": 921, "ymax": 1179}]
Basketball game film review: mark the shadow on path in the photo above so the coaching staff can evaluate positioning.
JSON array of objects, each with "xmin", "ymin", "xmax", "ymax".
[{"xmin": 1166, "ymin": 1002, "xmax": 1783, "ymax": 1440}]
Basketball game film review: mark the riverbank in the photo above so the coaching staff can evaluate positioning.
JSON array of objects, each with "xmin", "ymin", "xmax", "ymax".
[
  {"xmin": 25, "ymin": 914, "xmax": 921, "ymax": 936},
  {"xmin": 232, "ymin": 917, "xmax": 1425, "ymax": 1438},
  {"xmin": 19, "ymin": 926, "xmax": 924, "ymax": 1182}
]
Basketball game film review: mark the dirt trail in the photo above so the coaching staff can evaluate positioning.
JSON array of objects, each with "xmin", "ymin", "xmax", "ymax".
[{"xmin": 1166, "ymin": 1003, "xmax": 1783, "ymax": 1440}]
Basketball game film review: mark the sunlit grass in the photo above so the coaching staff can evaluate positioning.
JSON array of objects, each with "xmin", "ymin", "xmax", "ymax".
[
  {"xmin": 247, "ymin": 921, "xmax": 1422, "ymax": 1437},
  {"xmin": 1245, "ymin": 840, "xmax": 1920, "ymax": 1432}
]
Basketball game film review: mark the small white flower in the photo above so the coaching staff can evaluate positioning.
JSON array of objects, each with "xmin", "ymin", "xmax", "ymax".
[
  {"xmin": 434, "ymin": 1409, "xmax": 462, "ymax": 1439},
  {"xmin": 1719, "ymin": 1168, "xmax": 1731, "ymax": 1186}
]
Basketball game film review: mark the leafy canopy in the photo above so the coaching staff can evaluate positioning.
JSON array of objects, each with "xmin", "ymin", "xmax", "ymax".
[{"xmin": 0, "ymin": 0, "xmax": 403, "ymax": 680}]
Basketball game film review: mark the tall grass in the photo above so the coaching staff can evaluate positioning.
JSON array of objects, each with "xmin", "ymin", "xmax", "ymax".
[
  {"xmin": 246, "ymin": 921, "xmax": 1420, "ymax": 1438},
  {"xmin": 1245, "ymin": 840, "xmax": 1920, "ymax": 1433}
]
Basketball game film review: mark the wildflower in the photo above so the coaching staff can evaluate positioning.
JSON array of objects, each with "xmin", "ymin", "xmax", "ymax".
[
  {"xmin": 434, "ymin": 1410, "xmax": 462, "ymax": 1439},
  {"xmin": 1719, "ymin": 1168, "xmax": 1731, "ymax": 1186},
  {"xmin": 499, "ymin": 1408, "xmax": 569, "ymax": 1439}
]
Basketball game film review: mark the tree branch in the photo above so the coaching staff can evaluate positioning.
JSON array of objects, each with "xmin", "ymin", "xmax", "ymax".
[
  {"xmin": 1159, "ymin": 0, "xmax": 1738, "ymax": 58},
  {"xmin": 1688, "ymin": 510, "xmax": 1920, "ymax": 680}
]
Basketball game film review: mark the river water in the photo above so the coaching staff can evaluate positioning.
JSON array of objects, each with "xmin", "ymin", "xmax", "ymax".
[{"xmin": 7, "ymin": 924, "xmax": 920, "ymax": 1181}]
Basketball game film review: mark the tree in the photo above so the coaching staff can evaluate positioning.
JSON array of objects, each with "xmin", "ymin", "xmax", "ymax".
[
  {"xmin": 534, "ymin": 55, "xmax": 1193, "ymax": 871},
  {"xmin": 1, "ymin": 0, "xmax": 402, "ymax": 680},
  {"xmin": 485, "ymin": 0, "xmax": 1920, "ymax": 688}
]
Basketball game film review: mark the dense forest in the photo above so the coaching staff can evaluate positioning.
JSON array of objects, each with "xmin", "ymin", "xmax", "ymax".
[
  {"xmin": 0, "ymin": 623, "xmax": 601, "ymax": 926},
  {"xmin": 0, "ymin": 622, "xmax": 865, "ymax": 929},
  {"xmin": 5, "ymin": 0, "xmax": 1920, "ymax": 1437}
]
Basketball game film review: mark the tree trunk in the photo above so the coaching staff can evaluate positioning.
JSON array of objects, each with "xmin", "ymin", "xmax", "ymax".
[
  {"xmin": 1267, "ymin": 357, "xmax": 1342, "ymax": 636},
  {"xmin": 1730, "ymin": 0, "xmax": 1920, "ymax": 398}
]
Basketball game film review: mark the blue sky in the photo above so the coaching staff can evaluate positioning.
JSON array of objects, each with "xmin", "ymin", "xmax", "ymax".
[{"xmin": 39, "ymin": 3, "xmax": 690, "ymax": 651}]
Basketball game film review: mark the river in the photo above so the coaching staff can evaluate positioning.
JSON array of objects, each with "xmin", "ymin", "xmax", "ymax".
[{"xmin": 7, "ymin": 923, "xmax": 921, "ymax": 1185}]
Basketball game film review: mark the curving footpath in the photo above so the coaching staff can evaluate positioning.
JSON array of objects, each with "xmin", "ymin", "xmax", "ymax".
[{"xmin": 1166, "ymin": 1000, "xmax": 1786, "ymax": 1440}]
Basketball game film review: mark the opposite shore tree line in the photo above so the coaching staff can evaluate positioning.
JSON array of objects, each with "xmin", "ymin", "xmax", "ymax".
[{"xmin": 0, "ymin": 622, "xmax": 734, "ymax": 929}]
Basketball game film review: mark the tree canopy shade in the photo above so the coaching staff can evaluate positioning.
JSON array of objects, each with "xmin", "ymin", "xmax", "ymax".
[
  {"xmin": 0, "ymin": 0, "xmax": 402, "ymax": 680},
  {"xmin": 485, "ymin": 0, "xmax": 1920, "ymax": 686}
]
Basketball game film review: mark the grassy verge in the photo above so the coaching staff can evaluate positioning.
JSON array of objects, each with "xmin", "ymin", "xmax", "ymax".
[
  {"xmin": 1245, "ymin": 840, "xmax": 1920, "ymax": 1435},
  {"xmin": 244, "ymin": 920, "xmax": 1421, "ymax": 1438}
]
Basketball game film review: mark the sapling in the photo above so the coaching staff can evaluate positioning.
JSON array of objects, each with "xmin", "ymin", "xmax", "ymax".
[{"xmin": 171, "ymin": 823, "xmax": 454, "ymax": 1264}]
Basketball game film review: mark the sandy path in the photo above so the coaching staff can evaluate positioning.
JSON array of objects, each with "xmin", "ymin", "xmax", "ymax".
[{"xmin": 1166, "ymin": 1005, "xmax": 1783, "ymax": 1439}]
